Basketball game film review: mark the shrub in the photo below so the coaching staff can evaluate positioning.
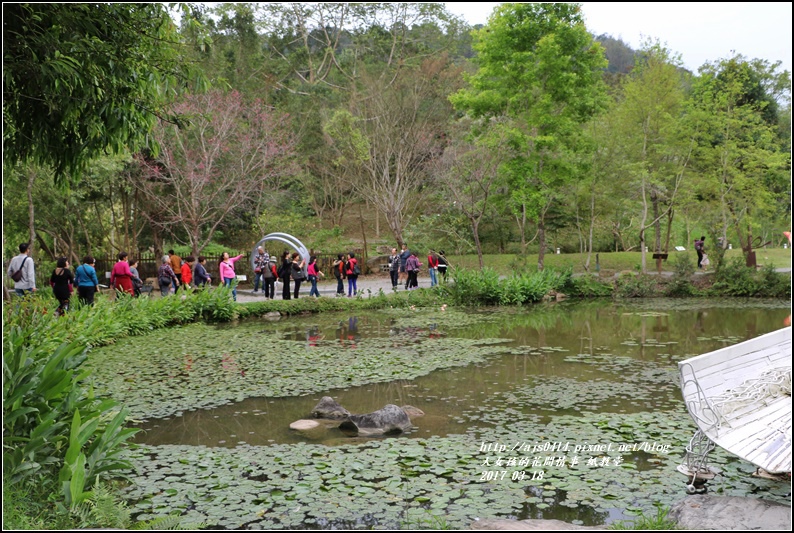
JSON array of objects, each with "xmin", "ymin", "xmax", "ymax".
[
  {"xmin": 562, "ymin": 274, "xmax": 614, "ymax": 298},
  {"xmin": 614, "ymin": 273, "xmax": 658, "ymax": 298},
  {"xmin": 665, "ymin": 254, "xmax": 699, "ymax": 297}
]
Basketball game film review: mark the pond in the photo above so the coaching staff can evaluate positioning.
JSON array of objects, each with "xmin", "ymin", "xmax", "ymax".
[{"xmin": 87, "ymin": 298, "xmax": 791, "ymax": 529}]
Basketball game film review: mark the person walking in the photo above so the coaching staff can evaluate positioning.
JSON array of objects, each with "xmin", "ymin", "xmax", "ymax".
[
  {"xmin": 129, "ymin": 258, "xmax": 143, "ymax": 297},
  {"xmin": 181, "ymin": 256, "xmax": 194, "ymax": 290},
  {"xmin": 158, "ymin": 255, "xmax": 179, "ymax": 297},
  {"xmin": 427, "ymin": 249, "xmax": 439, "ymax": 287},
  {"xmin": 437, "ymin": 250, "xmax": 449, "ymax": 282},
  {"xmin": 279, "ymin": 251, "xmax": 292, "ymax": 300},
  {"xmin": 50, "ymin": 257, "xmax": 74, "ymax": 315},
  {"xmin": 332, "ymin": 253, "xmax": 346, "ymax": 297},
  {"xmin": 263, "ymin": 258, "xmax": 277, "ymax": 299},
  {"xmin": 168, "ymin": 249, "xmax": 183, "ymax": 291},
  {"xmin": 253, "ymin": 246, "xmax": 270, "ymax": 293},
  {"xmin": 193, "ymin": 256, "xmax": 212, "ymax": 287},
  {"xmin": 345, "ymin": 252, "xmax": 359, "ymax": 297},
  {"xmin": 219, "ymin": 252, "xmax": 244, "ymax": 301},
  {"xmin": 405, "ymin": 250, "xmax": 421, "ymax": 289},
  {"xmin": 75, "ymin": 255, "xmax": 100, "ymax": 305},
  {"xmin": 7, "ymin": 242, "xmax": 36, "ymax": 297},
  {"xmin": 694, "ymin": 236, "xmax": 706, "ymax": 270},
  {"xmin": 388, "ymin": 248, "xmax": 400, "ymax": 290},
  {"xmin": 291, "ymin": 252, "xmax": 306, "ymax": 299},
  {"xmin": 110, "ymin": 251, "xmax": 134, "ymax": 296},
  {"xmin": 399, "ymin": 244, "xmax": 411, "ymax": 289},
  {"xmin": 307, "ymin": 256, "xmax": 323, "ymax": 298}
]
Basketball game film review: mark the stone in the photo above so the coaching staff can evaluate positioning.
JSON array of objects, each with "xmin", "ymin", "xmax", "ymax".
[
  {"xmin": 339, "ymin": 404, "xmax": 413, "ymax": 436},
  {"xmin": 401, "ymin": 405, "xmax": 425, "ymax": 418},
  {"xmin": 289, "ymin": 419, "xmax": 320, "ymax": 431},
  {"xmin": 263, "ymin": 311, "xmax": 281, "ymax": 321},
  {"xmin": 310, "ymin": 396, "xmax": 350, "ymax": 419},
  {"xmin": 470, "ymin": 518, "xmax": 604, "ymax": 530},
  {"xmin": 669, "ymin": 495, "xmax": 791, "ymax": 530}
]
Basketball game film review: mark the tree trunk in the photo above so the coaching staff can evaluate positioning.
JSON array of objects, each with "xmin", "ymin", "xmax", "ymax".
[
  {"xmin": 651, "ymin": 190, "xmax": 661, "ymax": 252},
  {"xmin": 537, "ymin": 217, "xmax": 546, "ymax": 271},
  {"xmin": 471, "ymin": 217, "xmax": 484, "ymax": 269},
  {"xmin": 27, "ymin": 167, "xmax": 36, "ymax": 255}
]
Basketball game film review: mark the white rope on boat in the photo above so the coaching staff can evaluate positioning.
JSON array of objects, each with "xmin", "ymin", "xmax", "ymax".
[{"xmin": 709, "ymin": 367, "xmax": 792, "ymax": 430}]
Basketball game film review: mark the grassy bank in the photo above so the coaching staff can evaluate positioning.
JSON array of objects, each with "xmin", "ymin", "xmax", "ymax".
[{"xmin": 447, "ymin": 249, "xmax": 791, "ymax": 276}]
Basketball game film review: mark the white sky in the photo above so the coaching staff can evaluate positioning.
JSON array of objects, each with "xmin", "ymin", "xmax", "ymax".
[{"xmin": 444, "ymin": 2, "xmax": 793, "ymax": 74}]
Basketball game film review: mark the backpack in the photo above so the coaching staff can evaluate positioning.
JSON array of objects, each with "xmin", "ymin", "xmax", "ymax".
[
  {"xmin": 10, "ymin": 256, "xmax": 28, "ymax": 282},
  {"xmin": 352, "ymin": 262, "xmax": 361, "ymax": 276}
]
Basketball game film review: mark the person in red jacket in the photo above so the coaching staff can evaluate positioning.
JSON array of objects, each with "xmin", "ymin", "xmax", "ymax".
[
  {"xmin": 110, "ymin": 251, "xmax": 134, "ymax": 296},
  {"xmin": 427, "ymin": 249, "xmax": 439, "ymax": 287},
  {"xmin": 181, "ymin": 256, "xmax": 194, "ymax": 289}
]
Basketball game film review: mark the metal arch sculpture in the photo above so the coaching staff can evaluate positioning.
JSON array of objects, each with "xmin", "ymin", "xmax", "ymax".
[{"xmin": 251, "ymin": 233, "xmax": 309, "ymax": 277}]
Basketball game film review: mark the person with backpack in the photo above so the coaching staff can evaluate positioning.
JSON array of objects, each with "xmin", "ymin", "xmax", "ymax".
[
  {"xmin": 332, "ymin": 253, "xmax": 345, "ymax": 297},
  {"xmin": 7, "ymin": 242, "xmax": 36, "ymax": 297},
  {"xmin": 252, "ymin": 246, "xmax": 270, "ymax": 293},
  {"xmin": 437, "ymin": 250, "xmax": 449, "ymax": 282},
  {"xmin": 74, "ymin": 255, "xmax": 100, "ymax": 305},
  {"xmin": 694, "ymin": 236, "xmax": 706, "ymax": 270},
  {"xmin": 50, "ymin": 257, "xmax": 74, "ymax": 315},
  {"xmin": 405, "ymin": 250, "xmax": 421, "ymax": 289},
  {"xmin": 158, "ymin": 255, "xmax": 179, "ymax": 297},
  {"xmin": 345, "ymin": 252, "xmax": 360, "ymax": 297},
  {"xmin": 263, "ymin": 258, "xmax": 277, "ymax": 299}
]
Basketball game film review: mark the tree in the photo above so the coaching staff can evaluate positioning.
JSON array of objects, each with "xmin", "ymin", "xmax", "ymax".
[
  {"xmin": 689, "ymin": 56, "xmax": 790, "ymax": 261},
  {"xmin": 324, "ymin": 55, "xmax": 460, "ymax": 246},
  {"xmin": 3, "ymin": 3, "xmax": 205, "ymax": 183},
  {"xmin": 612, "ymin": 42, "xmax": 692, "ymax": 272},
  {"xmin": 450, "ymin": 3, "xmax": 607, "ymax": 269},
  {"xmin": 134, "ymin": 90, "xmax": 298, "ymax": 255},
  {"xmin": 433, "ymin": 119, "xmax": 510, "ymax": 268}
]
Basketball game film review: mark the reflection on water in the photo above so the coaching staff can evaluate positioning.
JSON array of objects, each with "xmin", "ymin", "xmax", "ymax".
[{"xmin": 133, "ymin": 299, "xmax": 789, "ymax": 449}]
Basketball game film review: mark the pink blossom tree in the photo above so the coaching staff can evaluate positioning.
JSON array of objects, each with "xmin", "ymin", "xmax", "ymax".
[{"xmin": 135, "ymin": 90, "xmax": 297, "ymax": 255}]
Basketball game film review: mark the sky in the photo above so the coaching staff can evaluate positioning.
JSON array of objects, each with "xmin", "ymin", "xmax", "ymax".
[{"xmin": 444, "ymin": 2, "xmax": 793, "ymax": 74}]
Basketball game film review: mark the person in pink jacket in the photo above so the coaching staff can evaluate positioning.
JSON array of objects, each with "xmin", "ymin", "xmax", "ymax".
[{"xmin": 219, "ymin": 251, "xmax": 244, "ymax": 301}]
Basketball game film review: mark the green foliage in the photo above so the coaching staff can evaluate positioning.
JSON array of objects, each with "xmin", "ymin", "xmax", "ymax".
[
  {"xmin": 664, "ymin": 254, "xmax": 700, "ymax": 297},
  {"xmin": 614, "ymin": 273, "xmax": 658, "ymax": 298},
  {"xmin": 562, "ymin": 274, "xmax": 614, "ymax": 298},
  {"xmin": 444, "ymin": 267, "xmax": 569, "ymax": 306},
  {"xmin": 710, "ymin": 258, "xmax": 791, "ymax": 298},
  {"xmin": 3, "ymin": 3, "xmax": 206, "ymax": 183},
  {"xmin": 610, "ymin": 504, "xmax": 678, "ymax": 530},
  {"xmin": 2, "ymin": 325, "xmax": 138, "ymax": 508}
]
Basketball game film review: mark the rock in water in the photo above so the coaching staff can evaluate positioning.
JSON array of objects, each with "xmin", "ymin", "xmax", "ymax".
[
  {"xmin": 311, "ymin": 396, "xmax": 350, "ymax": 419},
  {"xmin": 401, "ymin": 405, "xmax": 425, "ymax": 418},
  {"xmin": 669, "ymin": 495, "xmax": 791, "ymax": 530},
  {"xmin": 339, "ymin": 404, "xmax": 413, "ymax": 436},
  {"xmin": 289, "ymin": 419, "xmax": 320, "ymax": 430}
]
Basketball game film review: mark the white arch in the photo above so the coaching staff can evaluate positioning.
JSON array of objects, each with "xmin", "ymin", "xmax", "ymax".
[{"xmin": 252, "ymin": 233, "xmax": 309, "ymax": 276}]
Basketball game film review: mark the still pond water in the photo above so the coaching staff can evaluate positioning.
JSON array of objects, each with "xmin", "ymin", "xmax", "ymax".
[{"xmin": 88, "ymin": 298, "xmax": 791, "ymax": 529}]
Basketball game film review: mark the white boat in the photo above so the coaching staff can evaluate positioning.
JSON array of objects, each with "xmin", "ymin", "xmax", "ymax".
[{"xmin": 678, "ymin": 327, "xmax": 792, "ymax": 491}]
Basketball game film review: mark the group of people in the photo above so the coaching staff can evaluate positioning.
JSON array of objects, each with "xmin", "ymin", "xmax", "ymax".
[
  {"xmin": 157, "ymin": 250, "xmax": 213, "ymax": 298},
  {"xmin": 7, "ymin": 241, "xmax": 451, "ymax": 311},
  {"xmin": 387, "ymin": 245, "xmax": 448, "ymax": 291}
]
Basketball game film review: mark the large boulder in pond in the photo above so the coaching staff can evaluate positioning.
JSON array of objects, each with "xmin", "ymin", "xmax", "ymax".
[
  {"xmin": 339, "ymin": 404, "xmax": 413, "ymax": 436},
  {"xmin": 311, "ymin": 396, "xmax": 350, "ymax": 419}
]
